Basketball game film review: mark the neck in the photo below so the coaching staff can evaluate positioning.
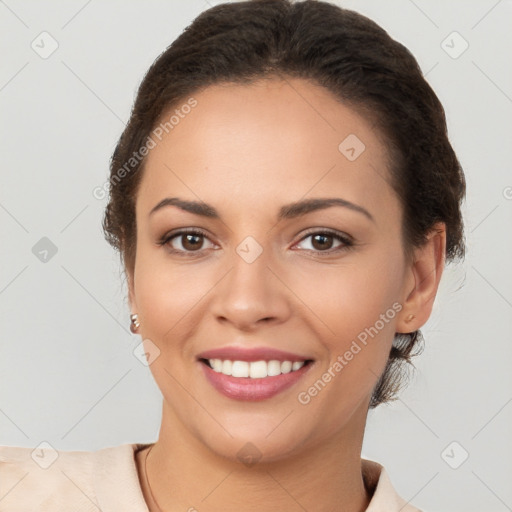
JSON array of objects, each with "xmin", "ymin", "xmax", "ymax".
[{"xmin": 141, "ymin": 402, "xmax": 372, "ymax": 512}]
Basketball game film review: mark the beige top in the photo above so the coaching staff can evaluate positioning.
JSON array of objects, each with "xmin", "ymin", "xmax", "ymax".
[{"xmin": 0, "ymin": 443, "xmax": 423, "ymax": 511}]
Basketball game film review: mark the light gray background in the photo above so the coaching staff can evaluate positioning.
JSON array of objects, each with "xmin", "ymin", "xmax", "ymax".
[{"xmin": 1, "ymin": 1, "xmax": 511, "ymax": 511}]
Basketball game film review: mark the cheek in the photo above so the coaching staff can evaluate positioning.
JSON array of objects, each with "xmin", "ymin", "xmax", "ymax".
[
  {"xmin": 133, "ymin": 248, "xmax": 217, "ymax": 355},
  {"xmin": 295, "ymin": 255, "xmax": 403, "ymax": 346},
  {"xmin": 133, "ymin": 247, "xmax": 186, "ymax": 335},
  {"xmin": 294, "ymin": 250, "xmax": 404, "ymax": 400},
  {"xmin": 295, "ymin": 271, "xmax": 401, "ymax": 435}
]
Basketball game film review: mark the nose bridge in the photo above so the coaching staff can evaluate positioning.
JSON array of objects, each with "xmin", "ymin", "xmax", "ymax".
[
  {"xmin": 212, "ymin": 232, "xmax": 290, "ymax": 327},
  {"xmin": 227, "ymin": 234, "xmax": 273, "ymax": 302}
]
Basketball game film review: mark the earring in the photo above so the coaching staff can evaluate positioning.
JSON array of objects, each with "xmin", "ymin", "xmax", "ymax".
[
  {"xmin": 130, "ymin": 313, "xmax": 140, "ymax": 333},
  {"xmin": 405, "ymin": 313, "xmax": 415, "ymax": 323}
]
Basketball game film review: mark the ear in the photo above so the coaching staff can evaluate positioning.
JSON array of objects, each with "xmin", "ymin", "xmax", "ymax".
[
  {"xmin": 396, "ymin": 222, "xmax": 446, "ymax": 333},
  {"xmin": 126, "ymin": 267, "xmax": 137, "ymax": 314}
]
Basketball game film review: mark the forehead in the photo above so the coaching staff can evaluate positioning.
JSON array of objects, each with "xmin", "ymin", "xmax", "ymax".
[{"xmin": 137, "ymin": 77, "xmax": 398, "ymax": 220}]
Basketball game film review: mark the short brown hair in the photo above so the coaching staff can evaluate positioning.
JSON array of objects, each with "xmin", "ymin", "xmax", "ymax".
[{"xmin": 103, "ymin": 0, "xmax": 466, "ymax": 408}]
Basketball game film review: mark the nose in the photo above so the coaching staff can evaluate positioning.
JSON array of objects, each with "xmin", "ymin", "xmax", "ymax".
[{"xmin": 211, "ymin": 244, "xmax": 292, "ymax": 332}]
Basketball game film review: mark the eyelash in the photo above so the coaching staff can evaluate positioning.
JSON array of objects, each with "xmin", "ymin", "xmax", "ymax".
[{"xmin": 157, "ymin": 227, "xmax": 355, "ymax": 257}]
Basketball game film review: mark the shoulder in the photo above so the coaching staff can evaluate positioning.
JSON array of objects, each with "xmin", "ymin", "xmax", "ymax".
[
  {"xmin": 362, "ymin": 458, "xmax": 424, "ymax": 512},
  {"xmin": 0, "ymin": 443, "xmax": 97, "ymax": 511},
  {"xmin": 0, "ymin": 442, "xmax": 147, "ymax": 511}
]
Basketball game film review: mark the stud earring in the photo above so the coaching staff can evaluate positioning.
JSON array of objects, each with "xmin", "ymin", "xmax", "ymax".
[
  {"xmin": 405, "ymin": 313, "xmax": 415, "ymax": 323},
  {"xmin": 130, "ymin": 313, "xmax": 140, "ymax": 333}
]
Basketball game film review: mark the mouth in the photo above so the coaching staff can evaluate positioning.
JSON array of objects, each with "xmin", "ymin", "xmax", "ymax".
[
  {"xmin": 198, "ymin": 357, "xmax": 315, "ymax": 401},
  {"xmin": 199, "ymin": 358, "xmax": 314, "ymax": 378}
]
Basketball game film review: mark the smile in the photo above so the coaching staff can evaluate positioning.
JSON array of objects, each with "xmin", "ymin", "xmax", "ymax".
[
  {"xmin": 203, "ymin": 358, "xmax": 309, "ymax": 378},
  {"xmin": 199, "ymin": 358, "xmax": 314, "ymax": 401}
]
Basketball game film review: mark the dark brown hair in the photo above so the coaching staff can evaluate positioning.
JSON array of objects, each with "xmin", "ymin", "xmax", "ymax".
[{"xmin": 103, "ymin": 0, "xmax": 466, "ymax": 408}]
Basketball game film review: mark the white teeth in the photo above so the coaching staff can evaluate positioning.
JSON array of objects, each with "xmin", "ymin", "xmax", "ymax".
[
  {"xmin": 267, "ymin": 360, "xmax": 282, "ymax": 376},
  {"xmin": 211, "ymin": 359, "xmax": 223, "ymax": 372},
  {"xmin": 281, "ymin": 361, "xmax": 292, "ymax": 374},
  {"xmin": 221, "ymin": 359, "xmax": 232, "ymax": 376},
  {"xmin": 231, "ymin": 360, "xmax": 249, "ymax": 378},
  {"xmin": 249, "ymin": 360, "xmax": 267, "ymax": 379},
  {"xmin": 207, "ymin": 359, "xmax": 306, "ymax": 378}
]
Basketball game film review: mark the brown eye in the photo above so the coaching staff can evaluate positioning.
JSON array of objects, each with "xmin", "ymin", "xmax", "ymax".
[
  {"xmin": 294, "ymin": 230, "xmax": 353, "ymax": 254},
  {"xmin": 160, "ymin": 229, "xmax": 216, "ymax": 255},
  {"xmin": 311, "ymin": 233, "xmax": 335, "ymax": 251},
  {"xmin": 180, "ymin": 233, "xmax": 204, "ymax": 251}
]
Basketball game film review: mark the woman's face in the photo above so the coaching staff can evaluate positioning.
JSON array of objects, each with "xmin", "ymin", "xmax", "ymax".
[{"xmin": 129, "ymin": 77, "xmax": 422, "ymax": 462}]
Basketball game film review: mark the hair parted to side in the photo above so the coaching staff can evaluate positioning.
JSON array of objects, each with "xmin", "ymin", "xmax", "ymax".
[{"xmin": 102, "ymin": 0, "xmax": 466, "ymax": 408}]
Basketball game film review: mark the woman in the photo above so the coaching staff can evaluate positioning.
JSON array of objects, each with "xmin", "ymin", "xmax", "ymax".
[{"xmin": 0, "ymin": 0, "xmax": 465, "ymax": 510}]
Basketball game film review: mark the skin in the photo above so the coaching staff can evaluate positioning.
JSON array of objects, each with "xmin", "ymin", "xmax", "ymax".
[{"xmin": 128, "ymin": 76, "xmax": 446, "ymax": 512}]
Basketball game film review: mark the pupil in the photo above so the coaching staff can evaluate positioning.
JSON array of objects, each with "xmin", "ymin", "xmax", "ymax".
[
  {"xmin": 184, "ymin": 234, "xmax": 201, "ymax": 250},
  {"xmin": 313, "ymin": 234, "xmax": 331, "ymax": 250}
]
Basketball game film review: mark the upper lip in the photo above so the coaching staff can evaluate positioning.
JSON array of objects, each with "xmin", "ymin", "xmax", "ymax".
[{"xmin": 197, "ymin": 346, "xmax": 313, "ymax": 362}]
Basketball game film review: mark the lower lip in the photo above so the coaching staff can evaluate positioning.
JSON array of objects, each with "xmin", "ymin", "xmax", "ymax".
[{"xmin": 199, "ymin": 361, "xmax": 313, "ymax": 401}]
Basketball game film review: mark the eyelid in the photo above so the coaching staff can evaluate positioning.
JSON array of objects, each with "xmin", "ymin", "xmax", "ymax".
[
  {"xmin": 159, "ymin": 227, "xmax": 216, "ymax": 247},
  {"xmin": 159, "ymin": 226, "xmax": 355, "ymax": 257},
  {"xmin": 294, "ymin": 227, "xmax": 354, "ymax": 244},
  {"xmin": 291, "ymin": 228, "xmax": 354, "ymax": 255}
]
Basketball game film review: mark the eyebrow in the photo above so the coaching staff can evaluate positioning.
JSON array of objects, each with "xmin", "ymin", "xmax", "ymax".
[{"xmin": 149, "ymin": 197, "xmax": 375, "ymax": 223}]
